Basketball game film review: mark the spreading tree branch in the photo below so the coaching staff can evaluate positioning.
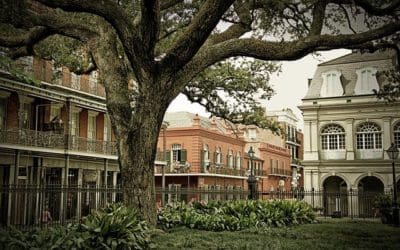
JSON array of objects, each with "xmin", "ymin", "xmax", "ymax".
[{"xmin": 160, "ymin": 0, "xmax": 235, "ymax": 73}]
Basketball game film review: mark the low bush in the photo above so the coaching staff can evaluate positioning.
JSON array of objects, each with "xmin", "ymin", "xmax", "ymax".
[
  {"xmin": 157, "ymin": 199, "xmax": 316, "ymax": 231},
  {"xmin": 0, "ymin": 203, "xmax": 152, "ymax": 250}
]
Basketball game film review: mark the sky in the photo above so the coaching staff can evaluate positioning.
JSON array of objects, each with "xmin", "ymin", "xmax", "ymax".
[{"xmin": 167, "ymin": 49, "xmax": 351, "ymax": 130}]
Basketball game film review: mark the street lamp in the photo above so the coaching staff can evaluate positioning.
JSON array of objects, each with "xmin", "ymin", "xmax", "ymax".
[
  {"xmin": 161, "ymin": 121, "xmax": 169, "ymax": 206},
  {"xmin": 386, "ymin": 143, "xmax": 399, "ymax": 227},
  {"xmin": 247, "ymin": 146, "xmax": 257, "ymax": 200}
]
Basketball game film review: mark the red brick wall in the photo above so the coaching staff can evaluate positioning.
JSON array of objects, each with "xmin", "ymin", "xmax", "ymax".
[
  {"xmin": 80, "ymin": 75, "xmax": 89, "ymax": 93},
  {"xmin": 62, "ymin": 67, "xmax": 71, "ymax": 87}
]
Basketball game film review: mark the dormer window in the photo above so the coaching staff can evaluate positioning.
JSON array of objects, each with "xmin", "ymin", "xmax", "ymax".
[
  {"xmin": 354, "ymin": 67, "xmax": 379, "ymax": 95},
  {"xmin": 320, "ymin": 70, "xmax": 343, "ymax": 97},
  {"xmin": 248, "ymin": 128, "xmax": 257, "ymax": 140}
]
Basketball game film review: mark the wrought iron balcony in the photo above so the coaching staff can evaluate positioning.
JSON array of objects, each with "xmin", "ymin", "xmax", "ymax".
[
  {"xmin": 0, "ymin": 128, "xmax": 117, "ymax": 156},
  {"xmin": 269, "ymin": 168, "xmax": 292, "ymax": 177}
]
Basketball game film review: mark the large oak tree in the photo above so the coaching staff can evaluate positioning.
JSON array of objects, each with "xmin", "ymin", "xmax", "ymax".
[{"xmin": 0, "ymin": 0, "xmax": 399, "ymax": 224}]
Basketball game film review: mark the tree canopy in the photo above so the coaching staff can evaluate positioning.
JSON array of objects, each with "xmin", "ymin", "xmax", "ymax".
[{"xmin": 1, "ymin": 0, "xmax": 399, "ymax": 223}]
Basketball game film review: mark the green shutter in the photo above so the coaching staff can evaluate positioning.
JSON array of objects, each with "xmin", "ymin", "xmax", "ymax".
[
  {"xmin": 214, "ymin": 152, "xmax": 217, "ymax": 164},
  {"xmin": 180, "ymin": 149, "xmax": 187, "ymax": 163},
  {"xmin": 200, "ymin": 150, "xmax": 205, "ymax": 169},
  {"xmin": 165, "ymin": 150, "xmax": 170, "ymax": 164}
]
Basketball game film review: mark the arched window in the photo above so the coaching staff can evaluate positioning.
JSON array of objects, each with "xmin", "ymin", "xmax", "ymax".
[
  {"xmin": 321, "ymin": 124, "xmax": 345, "ymax": 150},
  {"xmin": 236, "ymin": 152, "xmax": 241, "ymax": 169},
  {"xmin": 228, "ymin": 150, "xmax": 234, "ymax": 168},
  {"xmin": 356, "ymin": 122, "xmax": 382, "ymax": 149},
  {"xmin": 394, "ymin": 122, "xmax": 400, "ymax": 149}
]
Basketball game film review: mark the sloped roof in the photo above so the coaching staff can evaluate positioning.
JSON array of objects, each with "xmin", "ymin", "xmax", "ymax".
[
  {"xmin": 163, "ymin": 112, "xmax": 227, "ymax": 133},
  {"xmin": 304, "ymin": 49, "xmax": 397, "ymax": 99},
  {"xmin": 319, "ymin": 50, "xmax": 396, "ymax": 66}
]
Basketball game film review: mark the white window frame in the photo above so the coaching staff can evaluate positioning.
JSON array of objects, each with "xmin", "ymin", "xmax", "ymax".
[
  {"xmin": 321, "ymin": 124, "xmax": 345, "ymax": 150},
  {"xmin": 356, "ymin": 122, "xmax": 382, "ymax": 149},
  {"xmin": 394, "ymin": 122, "xmax": 400, "ymax": 149}
]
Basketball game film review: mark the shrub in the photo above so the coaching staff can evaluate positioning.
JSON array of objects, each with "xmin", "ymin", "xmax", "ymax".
[
  {"xmin": 0, "ymin": 203, "xmax": 152, "ymax": 250},
  {"xmin": 374, "ymin": 194, "xmax": 393, "ymax": 224},
  {"xmin": 157, "ymin": 200, "xmax": 316, "ymax": 231}
]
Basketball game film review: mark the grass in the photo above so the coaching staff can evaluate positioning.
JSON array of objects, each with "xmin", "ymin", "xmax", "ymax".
[{"xmin": 151, "ymin": 219, "xmax": 400, "ymax": 250}]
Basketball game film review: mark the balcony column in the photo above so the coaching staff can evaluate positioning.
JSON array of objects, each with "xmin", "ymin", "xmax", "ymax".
[
  {"xmin": 77, "ymin": 168, "xmax": 83, "ymax": 220},
  {"xmin": 96, "ymin": 169, "xmax": 101, "ymax": 209},
  {"xmin": 383, "ymin": 117, "xmax": 391, "ymax": 160},
  {"xmin": 345, "ymin": 119, "xmax": 354, "ymax": 160},
  {"xmin": 103, "ymin": 159, "xmax": 108, "ymax": 204},
  {"xmin": 8, "ymin": 150, "xmax": 20, "ymax": 225},
  {"xmin": 112, "ymin": 172, "xmax": 118, "ymax": 202}
]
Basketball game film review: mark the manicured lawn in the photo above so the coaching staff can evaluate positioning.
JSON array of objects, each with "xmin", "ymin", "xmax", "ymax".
[{"xmin": 151, "ymin": 219, "xmax": 400, "ymax": 249}]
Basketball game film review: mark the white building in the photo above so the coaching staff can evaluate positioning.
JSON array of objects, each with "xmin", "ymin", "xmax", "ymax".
[{"xmin": 299, "ymin": 50, "xmax": 400, "ymax": 216}]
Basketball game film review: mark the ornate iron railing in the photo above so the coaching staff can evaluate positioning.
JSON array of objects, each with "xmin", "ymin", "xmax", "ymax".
[{"xmin": 0, "ymin": 128, "xmax": 116, "ymax": 155}]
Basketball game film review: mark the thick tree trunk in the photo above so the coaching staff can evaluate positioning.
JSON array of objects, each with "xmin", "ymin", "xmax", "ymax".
[{"xmin": 113, "ymin": 85, "xmax": 169, "ymax": 225}]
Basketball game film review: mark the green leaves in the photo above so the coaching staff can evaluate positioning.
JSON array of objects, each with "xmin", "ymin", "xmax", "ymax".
[
  {"xmin": 0, "ymin": 203, "xmax": 152, "ymax": 250},
  {"xmin": 184, "ymin": 58, "xmax": 283, "ymax": 134},
  {"xmin": 157, "ymin": 199, "xmax": 316, "ymax": 231}
]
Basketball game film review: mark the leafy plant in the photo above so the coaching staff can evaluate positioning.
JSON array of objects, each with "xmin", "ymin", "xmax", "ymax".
[
  {"xmin": 157, "ymin": 200, "xmax": 316, "ymax": 231},
  {"xmin": 0, "ymin": 203, "xmax": 152, "ymax": 249},
  {"xmin": 373, "ymin": 194, "xmax": 394, "ymax": 224}
]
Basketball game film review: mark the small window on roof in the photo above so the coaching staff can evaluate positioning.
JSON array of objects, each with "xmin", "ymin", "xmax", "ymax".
[
  {"xmin": 320, "ymin": 70, "xmax": 343, "ymax": 97},
  {"xmin": 354, "ymin": 67, "xmax": 379, "ymax": 95}
]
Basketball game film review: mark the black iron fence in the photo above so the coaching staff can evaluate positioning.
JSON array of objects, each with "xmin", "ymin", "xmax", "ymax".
[{"xmin": 0, "ymin": 185, "xmax": 391, "ymax": 229}]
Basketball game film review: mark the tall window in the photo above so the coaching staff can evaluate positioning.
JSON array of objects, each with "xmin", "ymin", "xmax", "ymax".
[
  {"xmin": 393, "ymin": 122, "xmax": 400, "ymax": 149},
  {"xmin": 228, "ymin": 150, "xmax": 234, "ymax": 168},
  {"xmin": 172, "ymin": 144, "xmax": 182, "ymax": 162},
  {"xmin": 356, "ymin": 122, "xmax": 382, "ymax": 149},
  {"xmin": 215, "ymin": 147, "xmax": 222, "ymax": 165},
  {"xmin": 321, "ymin": 124, "xmax": 345, "ymax": 150},
  {"xmin": 87, "ymin": 114, "xmax": 96, "ymax": 140},
  {"xmin": 354, "ymin": 67, "xmax": 379, "ymax": 95},
  {"xmin": 71, "ymin": 112, "xmax": 79, "ymax": 136},
  {"xmin": 203, "ymin": 144, "xmax": 209, "ymax": 162},
  {"xmin": 50, "ymin": 104, "xmax": 61, "ymax": 121},
  {"xmin": 320, "ymin": 70, "xmax": 343, "ymax": 97},
  {"xmin": 103, "ymin": 115, "xmax": 111, "ymax": 141},
  {"xmin": 89, "ymin": 71, "xmax": 98, "ymax": 94},
  {"xmin": 236, "ymin": 152, "xmax": 241, "ymax": 169}
]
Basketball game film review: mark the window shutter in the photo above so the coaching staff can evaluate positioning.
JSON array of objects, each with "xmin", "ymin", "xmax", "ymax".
[
  {"xmin": 214, "ymin": 152, "xmax": 217, "ymax": 164},
  {"xmin": 200, "ymin": 150, "xmax": 205, "ymax": 169},
  {"xmin": 165, "ymin": 150, "xmax": 171, "ymax": 164},
  {"xmin": 180, "ymin": 149, "xmax": 187, "ymax": 163}
]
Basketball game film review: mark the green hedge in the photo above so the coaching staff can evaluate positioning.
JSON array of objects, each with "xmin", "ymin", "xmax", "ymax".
[
  {"xmin": 0, "ymin": 203, "xmax": 151, "ymax": 250},
  {"xmin": 158, "ymin": 200, "xmax": 316, "ymax": 231}
]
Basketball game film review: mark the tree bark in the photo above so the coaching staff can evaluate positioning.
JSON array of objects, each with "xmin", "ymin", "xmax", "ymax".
[{"xmin": 116, "ymin": 103, "xmax": 165, "ymax": 225}]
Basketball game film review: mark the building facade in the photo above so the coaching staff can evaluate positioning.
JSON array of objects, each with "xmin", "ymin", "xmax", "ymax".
[
  {"xmin": 155, "ymin": 112, "xmax": 293, "ymax": 203},
  {"xmin": 0, "ymin": 57, "xmax": 130, "ymax": 225},
  {"xmin": 299, "ymin": 50, "xmax": 400, "ymax": 216},
  {"xmin": 267, "ymin": 108, "xmax": 304, "ymax": 189}
]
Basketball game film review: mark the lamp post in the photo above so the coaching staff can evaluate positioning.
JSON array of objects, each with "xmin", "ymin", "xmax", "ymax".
[
  {"xmin": 386, "ymin": 143, "xmax": 399, "ymax": 227},
  {"xmin": 161, "ymin": 121, "xmax": 169, "ymax": 206},
  {"xmin": 247, "ymin": 146, "xmax": 257, "ymax": 200}
]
